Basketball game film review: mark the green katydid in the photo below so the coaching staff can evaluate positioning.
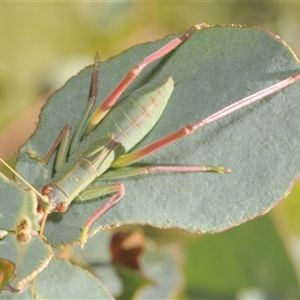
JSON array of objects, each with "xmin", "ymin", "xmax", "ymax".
[{"xmin": 3, "ymin": 23, "xmax": 300, "ymax": 246}]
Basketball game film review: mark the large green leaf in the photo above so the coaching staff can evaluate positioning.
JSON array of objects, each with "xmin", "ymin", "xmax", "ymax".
[{"xmin": 15, "ymin": 25, "xmax": 300, "ymax": 247}]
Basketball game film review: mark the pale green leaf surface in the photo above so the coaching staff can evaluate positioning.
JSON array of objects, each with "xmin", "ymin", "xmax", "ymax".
[
  {"xmin": 15, "ymin": 25, "xmax": 300, "ymax": 247},
  {"xmin": 0, "ymin": 235, "xmax": 53, "ymax": 292},
  {"xmin": 34, "ymin": 258, "xmax": 113, "ymax": 299},
  {"xmin": 0, "ymin": 173, "xmax": 53, "ymax": 292},
  {"xmin": 0, "ymin": 172, "xmax": 38, "ymax": 232},
  {"xmin": 1, "ymin": 258, "xmax": 113, "ymax": 299},
  {"xmin": 1, "ymin": 286, "xmax": 32, "ymax": 299}
]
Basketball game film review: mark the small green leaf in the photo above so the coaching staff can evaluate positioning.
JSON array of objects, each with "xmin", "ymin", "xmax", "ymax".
[
  {"xmin": 34, "ymin": 258, "xmax": 113, "ymax": 299},
  {"xmin": 0, "ymin": 172, "xmax": 39, "ymax": 233},
  {"xmin": 0, "ymin": 235, "xmax": 53, "ymax": 292},
  {"xmin": 15, "ymin": 25, "xmax": 300, "ymax": 247},
  {"xmin": 1, "ymin": 258, "xmax": 113, "ymax": 299},
  {"xmin": 0, "ymin": 172, "xmax": 53, "ymax": 292}
]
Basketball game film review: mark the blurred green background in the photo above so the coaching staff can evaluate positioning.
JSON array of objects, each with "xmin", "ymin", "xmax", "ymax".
[{"xmin": 1, "ymin": 2, "xmax": 300, "ymax": 298}]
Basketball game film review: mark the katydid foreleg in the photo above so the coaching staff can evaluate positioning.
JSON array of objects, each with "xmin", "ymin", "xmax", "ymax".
[
  {"xmin": 78, "ymin": 182, "xmax": 125, "ymax": 244},
  {"xmin": 28, "ymin": 124, "xmax": 72, "ymax": 170},
  {"xmin": 70, "ymin": 52, "xmax": 101, "ymax": 150},
  {"xmin": 28, "ymin": 52, "xmax": 101, "ymax": 164}
]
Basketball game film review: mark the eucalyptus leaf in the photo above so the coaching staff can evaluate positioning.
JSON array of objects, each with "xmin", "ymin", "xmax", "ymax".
[
  {"xmin": 16, "ymin": 25, "xmax": 300, "ymax": 247},
  {"xmin": 34, "ymin": 258, "xmax": 113, "ymax": 299},
  {"xmin": 0, "ymin": 235, "xmax": 53, "ymax": 292},
  {"xmin": 1, "ymin": 258, "xmax": 113, "ymax": 299},
  {"xmin": 0, "ymin": 172, "xmax": 53, "ymax": 292},
  {"xmin": 0, "ymin": 172, "xmax": 38, "ymax": 232}
]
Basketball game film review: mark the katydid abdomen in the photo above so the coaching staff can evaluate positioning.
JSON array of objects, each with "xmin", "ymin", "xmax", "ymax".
[{"xmin": 91, "ymin": 76, "xmax": 174, "ymax": 152}]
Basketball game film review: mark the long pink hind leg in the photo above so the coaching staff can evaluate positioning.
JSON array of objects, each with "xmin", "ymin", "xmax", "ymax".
[
  {"xmin": 86, "ymin": 23, "xmax": 208, "ymax": 134},
  {"xmin": 111, "ymin": 74, "xmax": 300, "ymax": 168},
  {"xmin": 78, "ymin": 74, "xmax": 300, "ymax": 246}
]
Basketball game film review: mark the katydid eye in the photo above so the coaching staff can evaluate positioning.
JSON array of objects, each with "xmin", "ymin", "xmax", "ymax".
[
  {"xmin": 42, "ymin": 184, "xmax": 53, "ymax": 195},
  {"xmin": 56, "ymin": 202, "xmax": 69, "ymax": 213}
]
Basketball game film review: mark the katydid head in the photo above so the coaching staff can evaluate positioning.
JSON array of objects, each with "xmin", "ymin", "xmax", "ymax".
[
  {"xmin": 37, "ymin": 183, "xmax": 70, "ymax": 237},
  {"xmin": 40, "ymin": 183, "xmax": 70, "ymax": 213}
]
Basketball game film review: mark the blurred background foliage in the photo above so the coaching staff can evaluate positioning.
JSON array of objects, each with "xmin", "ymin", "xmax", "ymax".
[{"xmin": 1, "ymin": 2, "xmax": 300, "ymax": 298}]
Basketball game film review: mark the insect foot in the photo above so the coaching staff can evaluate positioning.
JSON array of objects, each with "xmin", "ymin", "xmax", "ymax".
[
  {"xmin": 212, "ymin": 166, "xmax": 231, "ymax": 174},
  {"xmin": 26, "ymin": 150, "xmax": 46, "ymax": 164}
]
